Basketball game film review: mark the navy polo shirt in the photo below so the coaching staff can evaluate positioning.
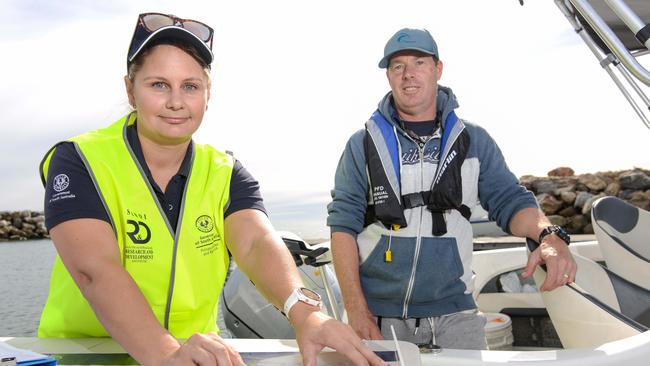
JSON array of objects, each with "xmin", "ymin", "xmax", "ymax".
[
  {"xmin": 44, "ymin": 123, "xmax": 266, "ymax": 233},
  {"xmin": 402, "ymin": 120, "xmax": 438, "ymax": 138}
]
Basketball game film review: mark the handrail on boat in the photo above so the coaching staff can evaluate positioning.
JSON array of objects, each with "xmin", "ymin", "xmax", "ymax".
[
  {"xmin": 570, "ymin": 0, "xmax": 650, "ymax": 85},
  {"xmin": 555, "ymin": 0, "xmax": 650, "ymax": 130}
]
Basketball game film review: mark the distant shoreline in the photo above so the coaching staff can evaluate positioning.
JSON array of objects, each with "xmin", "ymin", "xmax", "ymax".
[
  {"xmin": 0, "ymin": 211, "xmax": 328, "ymax": 244},
  {"xmin": 0, "ymin": 211, "xmax": 47, "ymax": 241},
  {"xmin": 3, "ymin": 166, "xmax": 649, "ymax": 242}
]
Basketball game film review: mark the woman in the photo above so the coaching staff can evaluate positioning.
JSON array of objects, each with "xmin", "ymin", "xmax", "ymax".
[{"xmin": 39, "ymin": 12, "xmax": 385, "ymax": 366}]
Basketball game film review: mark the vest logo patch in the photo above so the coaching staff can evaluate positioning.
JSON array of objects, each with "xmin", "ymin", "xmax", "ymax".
[
  {"xmin": 124, "ymin": 215, "xmax": 154, "ymax": 263},
  {"xmin": 126, "ymin": 219, "xmax": 151, "ymax": 244},
  {"xmin": 195, "ymin": 215, "xmax": 214, "ymax": 233},
  {"xmin": 194, "ymin": 215, "xmax": 220, "ymax": 256}
]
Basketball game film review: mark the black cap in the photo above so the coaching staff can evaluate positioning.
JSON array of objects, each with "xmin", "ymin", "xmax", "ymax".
[{"xmin": 127, "ymin": 24, "xmax": 213, "ymax": 69}]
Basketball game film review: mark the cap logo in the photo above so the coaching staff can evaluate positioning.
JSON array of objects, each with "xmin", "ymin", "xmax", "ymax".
[{"xmin": 397, "ymin": 34, "xmax": 416, "ymax": 44}]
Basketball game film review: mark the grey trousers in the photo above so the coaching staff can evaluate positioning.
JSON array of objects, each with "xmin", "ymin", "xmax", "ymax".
[{"xmin": 376, "ymin": 309, "xmax": 488, "ymax": 350}]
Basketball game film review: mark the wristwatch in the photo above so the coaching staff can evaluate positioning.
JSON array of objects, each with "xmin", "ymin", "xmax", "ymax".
[
  {"xmin": 283, "ymin": 287, "xmax": 322, "ymax": 319},
  {"xmin": 539, "ymin": 225, "xmax": 570, "ymax": 245}
]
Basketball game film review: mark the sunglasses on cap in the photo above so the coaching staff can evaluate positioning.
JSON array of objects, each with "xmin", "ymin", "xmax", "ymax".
[{"xmin": 127, "ymin": 12, "xmax": 214, "ymax": 67}]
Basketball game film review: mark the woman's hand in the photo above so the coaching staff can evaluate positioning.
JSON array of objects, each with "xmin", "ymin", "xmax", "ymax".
[
  {"xmin": 162, "ymin": 332, "xmax": 245, "ymax": 366},
  {"xmin": 290, "ymin": 305, "xmax": 388, "ymax": 366}
]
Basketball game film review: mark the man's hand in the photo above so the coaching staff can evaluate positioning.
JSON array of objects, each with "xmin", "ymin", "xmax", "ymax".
[
  {"xmin": 291, "ymin": 306, "xmax": 388, "ymax": 366},
  {"xmin": 347, "ymin": 308, "xmax": 384, "ymax": 340},
  {"xmin": 162, "ymin": 332, "xmax": 245, "ymax": 366},
  {"xmin": 522, "ymin": 234, "xmax": 577, "ymax": 291}
]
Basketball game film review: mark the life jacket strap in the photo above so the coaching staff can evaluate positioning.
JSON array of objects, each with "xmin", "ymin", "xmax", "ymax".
[
  {"xmin": 403, "ymin": 191, "xmax": 471, "ymax": 219},
  {"xmin": 427, "ymin": 202, "xmax": 471, "ymax": 236},
  {"xmin": 365, "ymin": 190, "xmax": 471, "ymax": 234},
  {"xmin": 402, "ymin": 191, "xmax": 431, "ymax": 209}
]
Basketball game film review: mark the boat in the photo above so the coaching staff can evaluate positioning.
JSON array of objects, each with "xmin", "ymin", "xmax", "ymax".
[
  {"xmin": 4, "ymin": 233, "xmax": 649, "ymax": 365},
  {"xmin": 221, "ymin": 231, "xmax": 650, "ymax": 365}
]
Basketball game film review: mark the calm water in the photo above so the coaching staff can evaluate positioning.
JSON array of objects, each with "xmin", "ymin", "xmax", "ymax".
[{"xmin": 0, "ymin": 240, "xmax": 56, "ymax": 336}]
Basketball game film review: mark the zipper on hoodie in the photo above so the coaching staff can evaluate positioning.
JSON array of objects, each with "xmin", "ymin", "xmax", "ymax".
[
  {"xmin": 401, "ymin": 128, "xmax": 450, "ymax": 318},
  {"xmin": 393, "ymin": 105, "xmax": 459, "ymax": 317},
  {"xmin": 401, "ymin": 139, "xmax": 426, "ymax": 318}
]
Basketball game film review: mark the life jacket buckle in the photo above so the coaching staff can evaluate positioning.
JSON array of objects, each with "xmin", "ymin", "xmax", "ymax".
[{"xmin": 403, "ymin": 192, "xmax": 425, "ymax": 209}]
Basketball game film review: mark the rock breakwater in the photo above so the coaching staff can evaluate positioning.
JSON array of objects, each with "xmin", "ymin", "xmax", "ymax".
[
  {"xmin": 0, "ymin": 211, "xmax": 48, "ymax": 241},
  {"xmin": 520, "ymin": 167, "xmax": 650, "ymax": 234}
]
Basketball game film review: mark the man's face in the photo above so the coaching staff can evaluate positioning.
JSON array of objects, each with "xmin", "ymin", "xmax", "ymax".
[{"xmin": 386, "ymin": 50, "xmax": 443, "ymax": 121}]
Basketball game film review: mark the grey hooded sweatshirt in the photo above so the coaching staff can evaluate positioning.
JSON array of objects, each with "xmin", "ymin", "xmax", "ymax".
[{"xmin": 327, "ymin": 85, "xmax": 538, "ymax": 318}]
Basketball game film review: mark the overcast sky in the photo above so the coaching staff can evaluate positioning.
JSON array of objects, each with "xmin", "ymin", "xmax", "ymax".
[{"xmin": 1, "ymin": 0, "xmax": 649, "ymax": 212}]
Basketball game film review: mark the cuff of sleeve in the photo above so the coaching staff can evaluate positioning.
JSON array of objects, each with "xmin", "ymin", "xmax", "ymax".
[
  {"xmin": 329, "ymin": 226, "xmax": 358, "ymax": 238},
  {"xmin": 502, "ymin": 203, "xmax": 541, "ymax": 235},
  {"xmin": 224, "ymin": 205, "xmax": 267, "ymax": 219}
]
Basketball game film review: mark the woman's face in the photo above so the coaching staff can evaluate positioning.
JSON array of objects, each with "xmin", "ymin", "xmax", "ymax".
[{"xmin": 125, "ymin": 44, "xmax": 210, "ymax": 146}]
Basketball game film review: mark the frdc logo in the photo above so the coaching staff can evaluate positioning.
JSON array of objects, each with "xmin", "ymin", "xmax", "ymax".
[
  {"xmin": 196, "ymin": 215, "xmax": 214, "ymax": 233},
  {"xmin": 126, "ymin": 220, "xmax": 151, "ymax": 244}
]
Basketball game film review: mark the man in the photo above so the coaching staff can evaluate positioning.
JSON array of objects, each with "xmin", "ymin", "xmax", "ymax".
[{"xmin": 327, "ymin": 28, "xmax": 576, "ymax": 350}]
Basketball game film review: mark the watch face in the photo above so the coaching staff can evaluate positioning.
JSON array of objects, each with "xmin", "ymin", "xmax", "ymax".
[{"xmin": 300, "ymin": 287, "xmax": 321, "ymax": 301}]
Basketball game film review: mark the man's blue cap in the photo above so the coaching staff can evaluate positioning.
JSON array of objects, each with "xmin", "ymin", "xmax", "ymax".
[{"xmin": 378, "ymin": 28, "xmax": 438, "ymax": 68}]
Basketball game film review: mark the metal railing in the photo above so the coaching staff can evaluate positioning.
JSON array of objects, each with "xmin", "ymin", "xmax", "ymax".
[{"xmin": 555, "ymin": 0, "xmax": 650, "ymax": 130}]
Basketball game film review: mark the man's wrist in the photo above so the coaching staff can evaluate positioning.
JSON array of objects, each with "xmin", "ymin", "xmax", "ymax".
[
  {"xmin": 538, "ymin": 225, "xmax": 570, "ymax": 245},
  {"xmin": 346, "ymin": 303, "xmax": 373, "ymax": 317},
  {"xmin": 287, "ymin": 301, "xmax": 322, "ymax": 329}
]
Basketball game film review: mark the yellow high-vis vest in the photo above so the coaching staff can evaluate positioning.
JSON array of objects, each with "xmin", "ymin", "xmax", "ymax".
[{"xmin": 38, "ymin": 113, "xmax": 233, "ymax": 338}]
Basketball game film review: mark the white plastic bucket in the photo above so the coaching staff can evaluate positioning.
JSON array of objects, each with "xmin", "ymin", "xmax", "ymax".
[{"xmin": 484, "ymin": 312, "xmax": 514, "ymax": 350}]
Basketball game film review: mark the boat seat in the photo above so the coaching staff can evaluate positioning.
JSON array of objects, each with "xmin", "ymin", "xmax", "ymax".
[
  {"xmin": 592, "ymin": 196, "xmax": 650, "ymax": 290},
  {"xmin": 526, "ymin": 238, "xmax": 649, "ymax": 348}
]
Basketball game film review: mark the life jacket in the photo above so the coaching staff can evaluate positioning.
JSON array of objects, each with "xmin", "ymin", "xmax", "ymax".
[
  {"xmin": 364, "ymin": 110, "xmax": 471, "ymax": 236},
  {"xmin": 38, "ymin": 113, "xmax": 233, "ymax": 338}
]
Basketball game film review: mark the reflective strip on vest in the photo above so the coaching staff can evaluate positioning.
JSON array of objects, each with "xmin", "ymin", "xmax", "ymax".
[{"xmin": 38, "ymin": 113, "xmax": 232, "ymax": 338}]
